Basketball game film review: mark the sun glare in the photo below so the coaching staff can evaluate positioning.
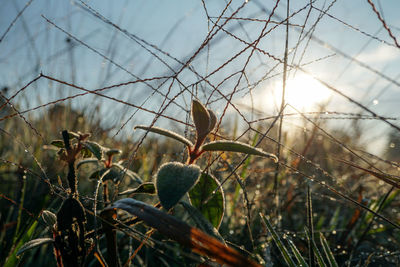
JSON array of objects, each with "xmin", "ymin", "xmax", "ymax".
[{"xmin": 274, "ymin": 74, "xmax": 332, "ymax": 110}]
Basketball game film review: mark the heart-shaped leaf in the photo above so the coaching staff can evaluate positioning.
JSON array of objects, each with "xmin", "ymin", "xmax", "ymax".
[
  {"xmin": 83, "ymin": 141, "xmax": 103, "ymax": 160},
  {"xmin": 17, "ymin": 238, "xmax": 54, "ymax": 256},
  {"xmin": 156, "ymin": 162, "xmax": 201, "ymax": 210},
  {"xmin": 189, "ymin": 173, "xmax": 224, "ymax": 229},
  {"xmin": 202, "ymin": 140, "xmax": 278, "ymax": 162},
  {"xmin": 119, "ymin": 183, "xmax": 156, "ymax": 195},
  {"xmin": 192, "ymin": 100, "xmax": 211, "ymax": 142},
  {"xmin": 135, "ymin": 125, "xmax": 193, "ymax": 148}
]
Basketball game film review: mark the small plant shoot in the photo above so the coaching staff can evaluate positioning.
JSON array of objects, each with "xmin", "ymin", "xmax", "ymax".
[{"xmin": 135, "ymin": 99, "xmax": 278, "ymax": 164}]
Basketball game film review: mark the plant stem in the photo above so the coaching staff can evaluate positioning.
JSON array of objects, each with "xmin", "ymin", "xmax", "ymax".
[{"xmin": 62, "ymin": 130, "xmax": 77, "ymax": 195}]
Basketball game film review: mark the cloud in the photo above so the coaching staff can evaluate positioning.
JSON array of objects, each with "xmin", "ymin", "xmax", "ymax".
[{"xmin": 356, "ymin": 44, "xmax": 400, "ymax": 64}]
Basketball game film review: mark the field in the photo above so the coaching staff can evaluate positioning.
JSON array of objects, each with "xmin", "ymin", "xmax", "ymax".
[{"xmin": 1, "ymin": 0, "xmax": 400, "ymax": 266}]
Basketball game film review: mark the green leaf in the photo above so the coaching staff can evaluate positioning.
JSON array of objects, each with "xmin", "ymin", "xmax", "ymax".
[
  {"xmin": 287, "ymin": 239, "xmax": 308, "ymax": 267},
  {"xmin": 319, "ymin": 233, "xmax": 338, "ymax": 267},
  {"xmin": 82, "ymin": 141, "xmax": 103, "ymax": 160},
  {"xmin": 135, "ymin": 125, "xmax": 193, "ymax": 147},
  {"xmin": 105, "ymin": 149, "xmax": 122, "ymax": 157},
  {"xmin": 90, "ymin": 168, "xmax": 117, "ymax": 182},
  {"xmin": 50, "ymin": 140, "xmax": 64, "ymax": 148},
  {"xmin": 304, "ymin": 228, "xmax": 327, "ymax": 267},
  {"xmin": 192, "ymin": 100, "xmax": 211, "ymax": 141},
  {"xmin": 260, "ymin": 213, "xmax": 296, "ymax": 267},
  {"xmin": 202, "ymin": 141, "xmax": 278, "ymax": 162},
  {"xmin": 112, "ymin": 163, "xmax": 143, "ymax": 184},
  {"xmin": 156, "ymin": 162, "xmax": 201, "ymax": 210},
  {"xmin": 89, "ymin": 168, "xmax": 108, "ymax": 180},
  {"xmin": 41, "ymin": 210, "xmax": 57, "ymax": 228},
  {"xmin": 16, "ymin": 238, "xmax": 54, "ymax": 256},
  {"xmin": 90, "ymin": 166, "xmax": 143, "ymax": 184},
  {"xmin": 189, "ymin": 173, "xmax": 224, "ymax": 229},
  {"xmin": 77, "ymin": 158, "xmax": 99, "ymax": 169},
  {"xmin": 81, "ymin": 147, "xmax": 92, "ymax": 158},
  {"xmin": 119, "ymin": 183, "xmax": 156, "ymax": 195},
  {"xmin": 4, "ymin": 221, "xmax": 38, "ymax": 267},
  {"xmin": 180, "ymin": 201, "xmax": 224, "ymax": 242},
  {"xmin": 207, "ymin": 109, "xmax": 217, "ymax": 132}
]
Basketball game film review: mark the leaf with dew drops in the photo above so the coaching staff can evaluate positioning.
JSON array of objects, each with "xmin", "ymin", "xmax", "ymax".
[
  {"xmin": 202, "ymin": 140, "xmax": 278, "ymax": 162},
  {"xmin": 82, "ymin": 141, "xmax": 103, "ymax": 160},
  {"xmin": 135, "ymin": 125, "xmax": 193, "ymax": 148},
  {"xmin": 207, "ymin": 109, "xmax": 217, "ymax": 132},
  {"xmin": 192, "ymin": 100, "xmax": 211, "ymax": 143},
  {"xmin": 156, "ymin": 162, "xmax": 201, "ymax": 210},
  {"xmin": 16, "ymin": 238, "xmax": 54, "ymax": 256}
]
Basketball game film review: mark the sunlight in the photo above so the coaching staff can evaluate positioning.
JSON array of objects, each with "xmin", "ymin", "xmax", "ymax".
[{"xmin": 274, "ymin": 74, "xmax": 332, "ymax": 110}]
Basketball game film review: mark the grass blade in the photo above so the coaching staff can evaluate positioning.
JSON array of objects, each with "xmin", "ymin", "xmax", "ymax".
[
  {"xmin": 287, "ymin": 238, "xmax": 309, "ymax": 267},
  {"xmin": 319, "ymin": 233, "xmax": 338, "ymax": 267},
  {"xmin": 260, "ymin": 213, "xmax": 296, "ymax": 267},
  {"xmin": 306, "ymin": 184, "xmax": 315, "ymax": 267},
  {"xmin": 305, "ymin": 228, "xmax": 327, "ymax": 267}
]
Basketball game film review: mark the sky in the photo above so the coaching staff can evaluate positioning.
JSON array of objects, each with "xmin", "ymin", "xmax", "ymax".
[{"xmin": 1, "ymin": 0, "xmax": 400, "ymax": 154}]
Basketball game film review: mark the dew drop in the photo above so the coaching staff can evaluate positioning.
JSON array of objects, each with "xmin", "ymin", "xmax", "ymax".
[{"xmin": 373, "ymin": 99, "xmax": 379, "ymax": 105}]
